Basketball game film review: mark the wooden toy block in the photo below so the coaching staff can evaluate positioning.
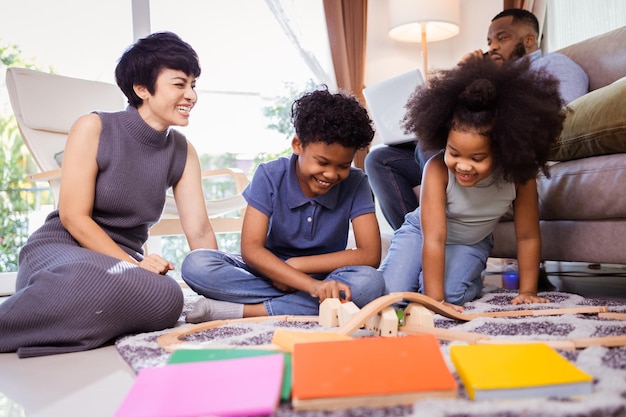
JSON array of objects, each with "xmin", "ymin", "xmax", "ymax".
[
  {"xmin": 338, "ymin": 301, "xmax": 361, "ymax": 327},
  {"xmin": 364, "ymin": 312, "xmax": 381, "ymax": 332},
  {"xmin": 404, "ymin": 303, "xmax": 435, "ymax": 328},
  {"xmin": 318, "ymin": 298, "xmax": 342, "ymax": 327},
  {"xmin": 272, "ymin": 328, "xmax": 351, "ymax": 353},
  {"xmin": 335, "ymin": 292, "xmax": 610, "ymax": 337},
  {"xmin": 157, "ymin": 291, "xmax": 619, "ymax": 352},
  {"xmin": 379, "ymin": 307, "xmax": 398, "ymax": 337}
]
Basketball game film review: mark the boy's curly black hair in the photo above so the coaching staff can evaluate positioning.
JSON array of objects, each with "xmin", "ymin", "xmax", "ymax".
[
  {"xmin": 403, "ymin": 56, "xmax": 566, "ymax": 184},
  {"xmin": 291, "ymin": 86, "xmax": 374, "ymax": 150}
]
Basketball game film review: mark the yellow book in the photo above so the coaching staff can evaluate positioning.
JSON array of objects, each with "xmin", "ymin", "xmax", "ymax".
[
  {"xmin": 450, "ymin": 343, "xmax": 594, "ymax": 401},
  {"xmin": 292, "ymin": 334, "xmax": 458, "ymax": 410}
]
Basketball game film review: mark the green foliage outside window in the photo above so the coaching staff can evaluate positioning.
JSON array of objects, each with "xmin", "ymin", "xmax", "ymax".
[
  {"xmin": 0, "ymin": 42, "xmax": 317, "ymax": 274},
  {"xmin": 0, "ymin": 40, "xmax": 52, "ymax": 272},
  {"xmin": 254, "ymin": 80, "xmax": 317, "ymax": 169}
]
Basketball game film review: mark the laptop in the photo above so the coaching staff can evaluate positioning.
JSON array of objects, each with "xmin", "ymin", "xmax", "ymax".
[{"xmin": 363, "ymin": 69, "xmax": 425, "ymax": 145}]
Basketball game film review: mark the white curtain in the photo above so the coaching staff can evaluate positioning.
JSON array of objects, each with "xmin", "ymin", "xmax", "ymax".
[
  {"xmin": 264, "ymin": 0, "xmax": 337, "ymax": 89},
  {"xmin": 543, "ymin": 0, "xmax": 626, "ymax": 52}
]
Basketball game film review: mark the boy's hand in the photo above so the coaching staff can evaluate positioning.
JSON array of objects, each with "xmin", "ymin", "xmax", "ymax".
[
  {"xmin": 284, "ymin": 257, "xmax": 303, "ymax": 272},
  {"xmin": 272, "ymin": 281, "xmax": 296, "ymax": 293},
  {"xmin": 511, "ymin": 292, "xmax": 549, "ymax": 305},
  {"xmin": 309, "ymin": 280, "xmax": 352, "ymax": 303}
]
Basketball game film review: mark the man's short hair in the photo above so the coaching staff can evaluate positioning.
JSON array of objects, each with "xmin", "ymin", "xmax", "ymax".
[{"xmin": 492, "ymin": 8, "xmax": 539, "ymax": 35}]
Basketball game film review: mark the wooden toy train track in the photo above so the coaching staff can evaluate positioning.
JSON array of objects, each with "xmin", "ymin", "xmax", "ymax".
[
  {"xmin": 157, "ymin": 292, "xmax": 626, "ymax": 352},
  {"xmin": 334, "ymin": 292, "xmax": 610, "ymax": 334},
  {"xmin": 157, "ymin": 315, "xmax": 319, "ymax": 352}
]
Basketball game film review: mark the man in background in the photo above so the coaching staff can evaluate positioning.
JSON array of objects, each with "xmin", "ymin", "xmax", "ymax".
[{"xmin": 365, "ymin": 8, "xmax": 588, "ymax": 230}]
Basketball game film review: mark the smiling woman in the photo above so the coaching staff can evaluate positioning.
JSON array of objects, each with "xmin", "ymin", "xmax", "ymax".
[
  {"xmin": 0, "ymin": 0, "xmax": 333, "ymax": 273},
  {"xmin": 0, "ymin": 31, "xmax": 221, "ymax": 358}
]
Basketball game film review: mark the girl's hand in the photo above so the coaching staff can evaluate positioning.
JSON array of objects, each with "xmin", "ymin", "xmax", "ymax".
[
  {"xmin": 138, "ymin": 253, "xmax": 174, "ymax": 275},
  {"xmin": 511, "ymin": 292, "xmax": 549, "ymax": 305},
  {"xmin": 309, "ymin": 280, "xmax": 352, "ymax": 303}
]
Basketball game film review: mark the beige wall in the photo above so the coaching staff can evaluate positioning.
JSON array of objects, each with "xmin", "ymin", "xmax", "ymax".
[
  {"xmin": 364, "ymin": 0, "xmax": 502, "ymax": 147},
  {"xmin": 365, "ymin": 0, "xmax": 502, "ymax": 87}
]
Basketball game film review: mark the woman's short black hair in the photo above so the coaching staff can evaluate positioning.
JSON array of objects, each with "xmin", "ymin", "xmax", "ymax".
[
  {"xmin": 403, "ymin": 56, "xmax": 566, "ymax": 184},
  {"xmin": 291, "ymin": 85, "xmax": 374, "ymax": 150},
  {"xmin": 115, "ymin": 31, "xmax": 201, "ymax": 107}
]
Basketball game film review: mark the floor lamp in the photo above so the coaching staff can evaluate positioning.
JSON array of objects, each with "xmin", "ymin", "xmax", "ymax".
[{"xmin": 388, "ymin": 0, "xmax": 461, "ymax": 84}]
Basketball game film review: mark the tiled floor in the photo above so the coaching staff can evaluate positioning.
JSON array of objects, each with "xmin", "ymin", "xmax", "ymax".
[
  {"xmin": 0, "ymin": 345, "xmax": 134, "ymax": 417},
  {"xmin": 1, "ymin": 260, "xmax": 625, "ymax": 417}
]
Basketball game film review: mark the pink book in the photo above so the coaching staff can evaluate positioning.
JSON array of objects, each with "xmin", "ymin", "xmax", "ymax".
[{"xmin": 115, "ymin": 353, "xmax": 284, "ymax": 417}]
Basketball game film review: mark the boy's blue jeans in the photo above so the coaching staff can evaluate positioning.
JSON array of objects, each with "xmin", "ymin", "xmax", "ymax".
[
  {"xmin": 379, "ymin": 209, "xmax": 491, "ymax": 305},
  {"xmin": 181, "ymin": 249, "xmax": 385, "ymax": 316}
]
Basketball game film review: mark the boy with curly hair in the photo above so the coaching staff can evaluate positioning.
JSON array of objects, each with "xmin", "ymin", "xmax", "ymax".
[
  {"xmin": 380, "ymin": 56, "xmax": 566, "ymax": 311},
  {"xmin": 182, "ymin": 86, "xmax": 385, "ymax": 322}
]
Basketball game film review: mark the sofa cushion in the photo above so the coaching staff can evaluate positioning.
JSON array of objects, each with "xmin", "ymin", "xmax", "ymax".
[
  {"xmin": 537, "ymin": 153, "xmax": 626, "ymax": 220},
  {"xmin": 549, "ymin": 77, "xmax": 626, "ymax": 162},
  {"xmin": 557, "ymin": 26, "xmax": 626, "ymax": 91}
]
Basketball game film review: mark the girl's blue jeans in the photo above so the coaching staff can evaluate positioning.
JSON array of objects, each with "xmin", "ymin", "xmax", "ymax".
[
  {"xmin": 181, "ymin": 249, "xmax": 385, "ymax": 316},
  {"xmin": 379, "ymin": 209, "xmax": 492, "ymax": 305}
]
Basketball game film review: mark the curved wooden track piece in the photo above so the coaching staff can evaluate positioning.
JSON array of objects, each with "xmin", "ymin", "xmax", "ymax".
[
  {"xmin": 336, "ymin": 292, "xmax": 608, "ymax": 335},
  {"xmin": 156, "ymin": 293, "xmax": 614, "ymax": 352},
  {"xmin": 599, "ymin": 312, "xmax": 626, "ymax": 321},
  {"xmin": 157, "ymin": 315, "xmax": 319, "ymax": 352}
]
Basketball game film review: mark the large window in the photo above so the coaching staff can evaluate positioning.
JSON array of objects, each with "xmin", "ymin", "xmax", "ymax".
[{"xmin": 0, "ymin": 0, "xmax": 332, "ymax": 273}]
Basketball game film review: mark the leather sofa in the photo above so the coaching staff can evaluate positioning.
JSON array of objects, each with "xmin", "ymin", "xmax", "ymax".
[{"xmin": 490, "ymin": 26, "xmax": 626, "ymax": 265}]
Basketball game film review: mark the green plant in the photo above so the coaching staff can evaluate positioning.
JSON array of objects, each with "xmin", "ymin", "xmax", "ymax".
[
  {"xmin": 254, "ymin": 80, "xmax": 317, "ymax": 172},
  {"xmin": 0, "ymin": 117, "xmax": 29, "ymax": 271},
  {"xmin": 0, "ymin": 40, "xmax": 51, "ymax": 272}
]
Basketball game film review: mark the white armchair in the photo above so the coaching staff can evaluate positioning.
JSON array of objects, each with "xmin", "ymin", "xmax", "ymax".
[{"xmin": 6, "ymin": 67, "xmax": 248, "ymax": 250}]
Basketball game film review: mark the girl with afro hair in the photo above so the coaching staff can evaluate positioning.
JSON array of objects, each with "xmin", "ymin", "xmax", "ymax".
[{"xmin": 380, "ymin": 56, "xmax": 566, "ymax": 310}]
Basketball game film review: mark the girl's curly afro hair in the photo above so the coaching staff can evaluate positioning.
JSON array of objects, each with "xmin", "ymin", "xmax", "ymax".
[
  {"xmin": 403, "ymin": 56, "xmax": 567, "ymax": 184},
  {"xmin": 291, "ymin": 86, "xmax": 374, "ymax": 150}
]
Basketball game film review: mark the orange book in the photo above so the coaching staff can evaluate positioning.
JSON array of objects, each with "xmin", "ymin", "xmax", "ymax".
[{"xmin": 292, "ymin": 334, "xmax": 457, "ymax": 410}]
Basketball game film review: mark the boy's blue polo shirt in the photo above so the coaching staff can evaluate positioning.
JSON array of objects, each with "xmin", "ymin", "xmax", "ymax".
[{"xmin": 242, "ymin": 154, "xmax": 375, "ymax": 260}]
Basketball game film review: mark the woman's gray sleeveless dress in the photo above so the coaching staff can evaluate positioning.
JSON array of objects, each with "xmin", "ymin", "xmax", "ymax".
[{"xmin": 0, "ymin": 106, "xmax": 188, "ymax": 358}]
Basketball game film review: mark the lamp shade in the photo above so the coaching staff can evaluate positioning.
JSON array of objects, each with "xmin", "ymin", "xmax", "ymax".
[{"xmin": 388, "ymin": 0, "xmax": 460, "ymax": 43}]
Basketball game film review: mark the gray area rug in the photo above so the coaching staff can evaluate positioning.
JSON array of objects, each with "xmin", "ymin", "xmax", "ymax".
[{"xmin": 115, "ymin": 286, "xmax": 626, "ymax": 417}]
